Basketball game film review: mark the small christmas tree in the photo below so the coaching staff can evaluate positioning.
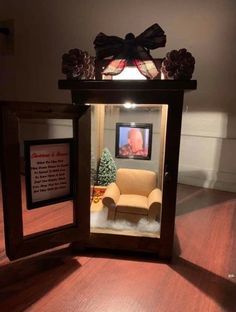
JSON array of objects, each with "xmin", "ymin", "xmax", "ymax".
[{"xmin": 97, "ymin": 148, "xmax": 116, "ymax": 186}]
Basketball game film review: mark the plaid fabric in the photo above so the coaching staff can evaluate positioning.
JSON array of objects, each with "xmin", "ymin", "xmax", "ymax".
[
  {"xmin": 102, "ymin": 58, "xmax": 158, "ymax": 79},
  {"xmin": 134, "ymin": 59, "xmax": 159, "ymax": 79},
  {"xmin": 94, "ymin": 24, "xmax": 166, "ymax": 79},
  {"xmin": 103, "ymin": 59, "xmax": 127, "ymax": 76}
]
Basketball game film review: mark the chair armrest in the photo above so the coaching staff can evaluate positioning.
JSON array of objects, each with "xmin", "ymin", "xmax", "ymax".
[
  {"xmin": 148, "ymin": 188, "xmax": 162, "ymax": 220},
  {"xmin": 102, "ymin": 182, "xmax": 120, "ymax": 208}
]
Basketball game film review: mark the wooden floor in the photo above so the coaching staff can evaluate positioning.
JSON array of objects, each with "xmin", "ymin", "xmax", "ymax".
[{"xmin": 0, "ymin": 183, "xmax": 236, "ymax": 312}]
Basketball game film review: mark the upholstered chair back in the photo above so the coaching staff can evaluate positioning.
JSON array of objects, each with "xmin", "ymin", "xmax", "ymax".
[{"xmin": 116, "ymin": 168, "xmax": 157, "ymax": 197}]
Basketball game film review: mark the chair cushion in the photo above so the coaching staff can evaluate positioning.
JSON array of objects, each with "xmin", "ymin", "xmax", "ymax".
[
  {"xmin": 116, "ymin": 194, "xmax": 148, "ymax": 215},
  {"xmin": 116, "ymin": 168, "xmax": 156, "ymax": 196}
]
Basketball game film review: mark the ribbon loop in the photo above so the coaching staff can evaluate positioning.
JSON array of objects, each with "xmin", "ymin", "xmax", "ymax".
[
  {"xmin": 125, "ymin": 33, "xmax": 135, "ymax": 40},
  {"xmin": 94, "ymin": 23, "xmax": 166, "ymax": 79}
]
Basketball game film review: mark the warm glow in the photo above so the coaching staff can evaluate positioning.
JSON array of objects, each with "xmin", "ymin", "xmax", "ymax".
[
  {"xmin": 113, "ymin": 66, "xmax": 146, "ymax": 80},
  {"xmin": 123, "ymin": 102, "xmax": 136, "ymax": 109},
  {"xmin": 113, "ymin": 66, "xmax": 145, "ymax": 108}
]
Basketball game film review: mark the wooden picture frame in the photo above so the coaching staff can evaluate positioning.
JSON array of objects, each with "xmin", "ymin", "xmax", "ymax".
[
  {"xmin": 115, "ymin": 122, "xmax": 152, "ymax": 160},
  {"xmin": 24, "ymin": 138, "xmax": 74, "ymax": 209}
]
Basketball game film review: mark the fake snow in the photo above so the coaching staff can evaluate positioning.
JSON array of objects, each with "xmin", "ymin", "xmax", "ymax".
[{"xmin": 90, "ymin": 207, "xmax": 160, "ymax": 233}]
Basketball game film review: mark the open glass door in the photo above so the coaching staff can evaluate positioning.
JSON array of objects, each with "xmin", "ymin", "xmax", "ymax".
[{"xmin": 0, "ymin": 102, "xmax": 90, "ymax": 260}]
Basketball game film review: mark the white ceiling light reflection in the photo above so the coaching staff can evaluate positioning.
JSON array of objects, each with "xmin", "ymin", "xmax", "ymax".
[{"xmin": 123, "ymin": 102, "xmax": 136, "ymax": 109}]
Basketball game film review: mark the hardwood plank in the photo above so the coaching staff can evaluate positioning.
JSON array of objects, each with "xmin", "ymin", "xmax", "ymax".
[{"xmin": 0, "ymin": 181, "xmax": 235, "ymax": 312}]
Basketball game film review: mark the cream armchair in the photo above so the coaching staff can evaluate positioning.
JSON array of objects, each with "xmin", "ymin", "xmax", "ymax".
[{"xmin": 102, "ymin": 168, "xmax": 162, "ymax": 222}]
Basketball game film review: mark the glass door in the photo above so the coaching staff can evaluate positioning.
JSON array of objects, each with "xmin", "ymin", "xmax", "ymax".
[{"xmin": 0, "ymin": 102, "xmax": 90, "ymax": 260}]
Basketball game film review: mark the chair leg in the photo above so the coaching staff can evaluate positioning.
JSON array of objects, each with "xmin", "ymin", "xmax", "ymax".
[{"xmin": 107, "ymin": 208, "xmax": 116, "ymax": 220}]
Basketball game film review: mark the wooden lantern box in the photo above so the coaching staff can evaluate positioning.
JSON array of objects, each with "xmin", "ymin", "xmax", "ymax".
[{"xmin": 0, "ymin": 79, "xmax": 196, "ymax": 261}]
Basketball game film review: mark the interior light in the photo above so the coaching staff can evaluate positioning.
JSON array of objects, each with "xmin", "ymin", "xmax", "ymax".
[
  {"xmin": 123, "ymin": 102, "xmax": 136, "ymax": 109},
  {"xmin": 113, "ymin": 66, "xmax": 147, "ymax": 80}
]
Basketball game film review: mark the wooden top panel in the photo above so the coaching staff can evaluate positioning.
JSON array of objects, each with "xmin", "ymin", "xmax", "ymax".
[
  {"xmin": 0, "ymin": 101, "xmax": 88, "ymax": 118},
  {"xmin": 58, "ymin": 79, "xmax": 197, "ymax": 91}
]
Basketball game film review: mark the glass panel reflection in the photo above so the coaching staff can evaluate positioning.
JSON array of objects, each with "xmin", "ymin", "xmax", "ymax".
[
  {"xmin": 90, "ymin": 104, "xmax": 168, "ymax": 238},
  {"xmin": 19, "ymin": 119, "xmax": 74, "ymax": 236}
]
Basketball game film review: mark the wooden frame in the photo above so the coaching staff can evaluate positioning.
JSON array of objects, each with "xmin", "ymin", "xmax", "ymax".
[
  {"xmin": 59, "ymin": 79, "xmax": 197, "ymax": 259},
  {"xmin": 0, "ymin": 79, "xmax": 197, "ymax": 261},
  {"xmin": 0, "ymin": 101, "xmax": 91, "ymax": 260}
]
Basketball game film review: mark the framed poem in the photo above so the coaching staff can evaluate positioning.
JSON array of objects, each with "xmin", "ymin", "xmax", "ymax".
[
  {"xmin": 24, "ymin": 138, "xmax": 74, "ymax": 209},
  {"xmin": 115, "ymin": 122, "xmax": 153, "ymax": 160}
]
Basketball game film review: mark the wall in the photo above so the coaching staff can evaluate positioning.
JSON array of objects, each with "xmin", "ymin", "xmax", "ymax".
[{"xmin": 1, "ymin": 0, "xmax": 236, "ymax": 192}]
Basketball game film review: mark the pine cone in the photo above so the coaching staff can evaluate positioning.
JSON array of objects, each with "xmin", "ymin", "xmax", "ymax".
[
  {"xmin": 62, "ymin": 48, "xmax": 95, "ymax": 80},
  {"xmin": 161, "ymin": 48, "xmax": 195, "ymax": 80}
]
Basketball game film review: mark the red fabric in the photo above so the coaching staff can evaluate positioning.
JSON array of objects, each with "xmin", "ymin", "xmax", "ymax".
[
  {"xmin": 102, "ymin": 58, "xmax": 159, "ymax": 79},
  {"xmin": 103, "ymin": 59, "xmax": 127, "ymax": 76},
  {"xmin": 94, "ymin": 24, "xmax": 166, "ymax": 79}
]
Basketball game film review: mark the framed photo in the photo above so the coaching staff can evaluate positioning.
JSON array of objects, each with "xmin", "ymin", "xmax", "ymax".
[
  {"xmin": 24, "ymin": 138, "xmax": 74, "ymax": 209},
  {"xmin": 115, "ymin": 123, "xmax": 152, "ymax": 160}
]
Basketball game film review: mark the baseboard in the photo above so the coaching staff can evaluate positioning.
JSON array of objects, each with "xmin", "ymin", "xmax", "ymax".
[{"xmin": 178, "ymin": 165, "xmax": 236, "ymax": 193}]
